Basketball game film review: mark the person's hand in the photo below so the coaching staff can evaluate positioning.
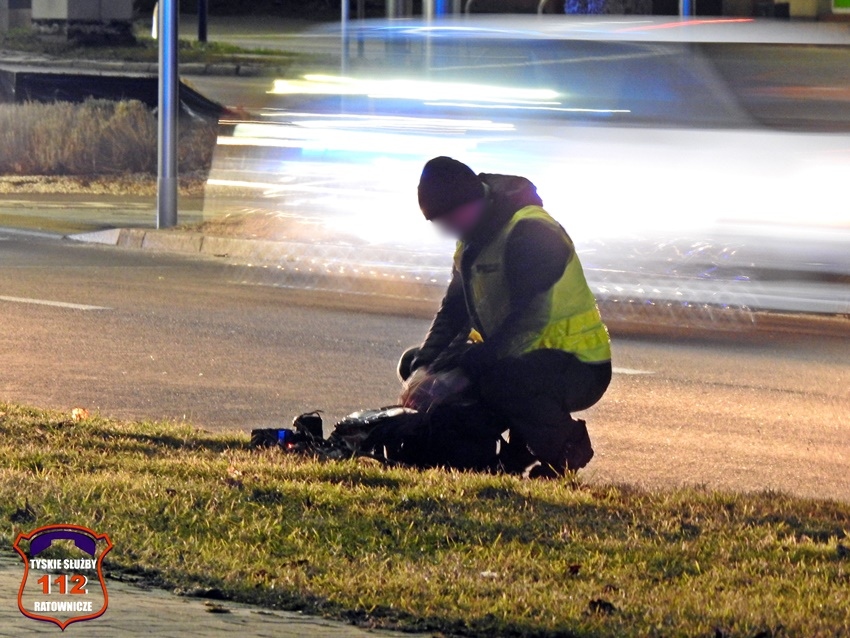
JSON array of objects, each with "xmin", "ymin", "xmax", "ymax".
[
  {"xmin": 400, "ymin": 368, "xmax": 470, "ymax": 411},
  {"xmin": 399, "ymin": 367, "xmax": 431, "ymax": 410}
]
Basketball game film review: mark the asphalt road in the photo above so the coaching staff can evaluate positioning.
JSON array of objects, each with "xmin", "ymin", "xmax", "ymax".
[{"xmin": 1, "ymin": 233, "xmax": 848, "ymax": 502}]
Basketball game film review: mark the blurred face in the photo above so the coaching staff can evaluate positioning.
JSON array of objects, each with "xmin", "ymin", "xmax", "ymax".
[{"xmin": 433, "ymin": 199, "xmax": 486, "ymax": 240}]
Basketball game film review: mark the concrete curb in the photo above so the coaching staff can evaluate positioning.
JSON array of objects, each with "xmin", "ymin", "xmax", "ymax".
[
  {"xmin": 70, "ymin": 228, "xmax": 286, "ymax": 261},
  {"xmin": 69, "ymin": 229, "xmax": 448, "ymax": 275},
  {"xmin": 69, "ymin": 228, "xmax": 122, "ymax": 245},
  {"xmin": 70, "ymin": 229, "xmax": 297, "ymax": 262}
]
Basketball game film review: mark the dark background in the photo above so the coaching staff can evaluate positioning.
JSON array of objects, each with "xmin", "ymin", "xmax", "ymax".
[{"xmin": 133, "ymin": 0, "xmax": 342, "ymax": 18}]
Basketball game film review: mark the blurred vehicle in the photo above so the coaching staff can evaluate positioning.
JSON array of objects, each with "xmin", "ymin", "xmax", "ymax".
[{"xmin": 206, "ymin": 17, "xmax": 850, "ymax": 319}]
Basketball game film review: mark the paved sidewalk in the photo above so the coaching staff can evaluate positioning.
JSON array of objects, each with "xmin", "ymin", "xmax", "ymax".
[{"xmin": 0, "ymin": 554, "xmax": 423, "ymax": 637}]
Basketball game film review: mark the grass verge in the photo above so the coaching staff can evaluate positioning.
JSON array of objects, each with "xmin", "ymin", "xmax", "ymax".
[{"xmin": 1, "ymin": 402, "xmax": 848, "ymax": 637}]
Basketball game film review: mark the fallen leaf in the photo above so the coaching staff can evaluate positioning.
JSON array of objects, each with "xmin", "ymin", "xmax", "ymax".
[
  {"xmin": 71, "ymin": 408, "xmax": 90, "ymax": 422},
  {"xmin": 226, "ymin": 465, "xmax": 243, "ymax": 479}
]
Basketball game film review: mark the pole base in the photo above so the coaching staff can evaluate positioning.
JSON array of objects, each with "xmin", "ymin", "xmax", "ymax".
[{"xmin": 157, "ymin": 177, "xmax": 178, "ymax": 229}]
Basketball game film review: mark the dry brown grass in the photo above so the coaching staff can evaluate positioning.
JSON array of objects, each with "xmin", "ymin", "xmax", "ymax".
[{"xmin": 0, "ymin": 100, "xmax": 217, "ymax": 177}]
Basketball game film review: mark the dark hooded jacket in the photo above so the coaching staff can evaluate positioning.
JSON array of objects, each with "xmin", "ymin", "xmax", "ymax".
[{"xmin": 412, "ymin": 173, "xmax": 572, "ymax": 379}]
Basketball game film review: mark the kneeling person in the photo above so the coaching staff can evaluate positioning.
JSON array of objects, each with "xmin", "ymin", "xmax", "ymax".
[{"xmin": 400, "ymin": 157, "xmax": 612, "ymax": 475}]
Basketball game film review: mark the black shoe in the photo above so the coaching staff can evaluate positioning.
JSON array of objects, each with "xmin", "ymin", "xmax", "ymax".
[
  {"xmin": 563, "ymin": 419, "xmax": 594, "ymax": 471},
  {"xmin": 529, "ymin": 419, "xmax": 594, "ymax": 475}
]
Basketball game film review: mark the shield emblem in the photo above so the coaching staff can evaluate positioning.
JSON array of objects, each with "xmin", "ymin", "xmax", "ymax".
[{"xmin": 13, "ymin": 524, "xmax": 113, "ymax": 631}]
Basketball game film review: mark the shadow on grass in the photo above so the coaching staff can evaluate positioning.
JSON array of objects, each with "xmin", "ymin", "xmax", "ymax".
[{"xmin": 103, "ymin": 429, "xmax": 250, "ymax": 455}]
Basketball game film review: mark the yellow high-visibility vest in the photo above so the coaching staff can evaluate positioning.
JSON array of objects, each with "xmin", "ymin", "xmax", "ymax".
[{"xmin": 454, "ymin": 205, "xmax": 611, "ymax": 363}]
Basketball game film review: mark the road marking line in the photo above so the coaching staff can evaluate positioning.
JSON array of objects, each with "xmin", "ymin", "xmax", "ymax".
[
  {"xmin": 0, "ymin": 296, "xmax": 111, "ymax": 311},
  {"xmin": 613, "ymin": 367, "xmax": 655, "ymax": 375}
]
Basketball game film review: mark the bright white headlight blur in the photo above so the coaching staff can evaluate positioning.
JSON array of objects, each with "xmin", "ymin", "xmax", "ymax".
[{"xmin": 270, "ymin": 74, "xmax": 560, "ymax": 105}]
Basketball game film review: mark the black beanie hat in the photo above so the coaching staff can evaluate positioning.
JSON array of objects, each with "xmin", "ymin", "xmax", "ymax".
[{"xmin": 418, "ymin": 157, "xmax": 485, "ymax": 221}]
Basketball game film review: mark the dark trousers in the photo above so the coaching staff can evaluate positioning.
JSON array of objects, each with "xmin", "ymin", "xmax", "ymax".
[
  {"xmin": 400, "ymin": 346, "xmax": 611, "ymax": 468},
  {"xmin": 478, "ymin": 349, "xmax": 611, "ymax": 467}
]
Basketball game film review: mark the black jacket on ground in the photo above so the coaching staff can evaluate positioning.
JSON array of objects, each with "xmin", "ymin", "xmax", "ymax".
[{"xmin": 412, "ymin": 173, "xmax": 572, "ymax": 379}]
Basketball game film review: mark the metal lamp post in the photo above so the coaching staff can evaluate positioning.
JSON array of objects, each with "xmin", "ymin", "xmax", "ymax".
[
  {"xmin": 157, "ymin": 0, "xmax": 179, "ymax": 229},
  {"xmin": 199, "ymin": 0, "xmax": 208, "ymax": 43}
]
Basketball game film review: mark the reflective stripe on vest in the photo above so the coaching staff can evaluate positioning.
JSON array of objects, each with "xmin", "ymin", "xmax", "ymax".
[{"xmin": 454, "ymin": 205, "xmax": 611, "ymax": 363}]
